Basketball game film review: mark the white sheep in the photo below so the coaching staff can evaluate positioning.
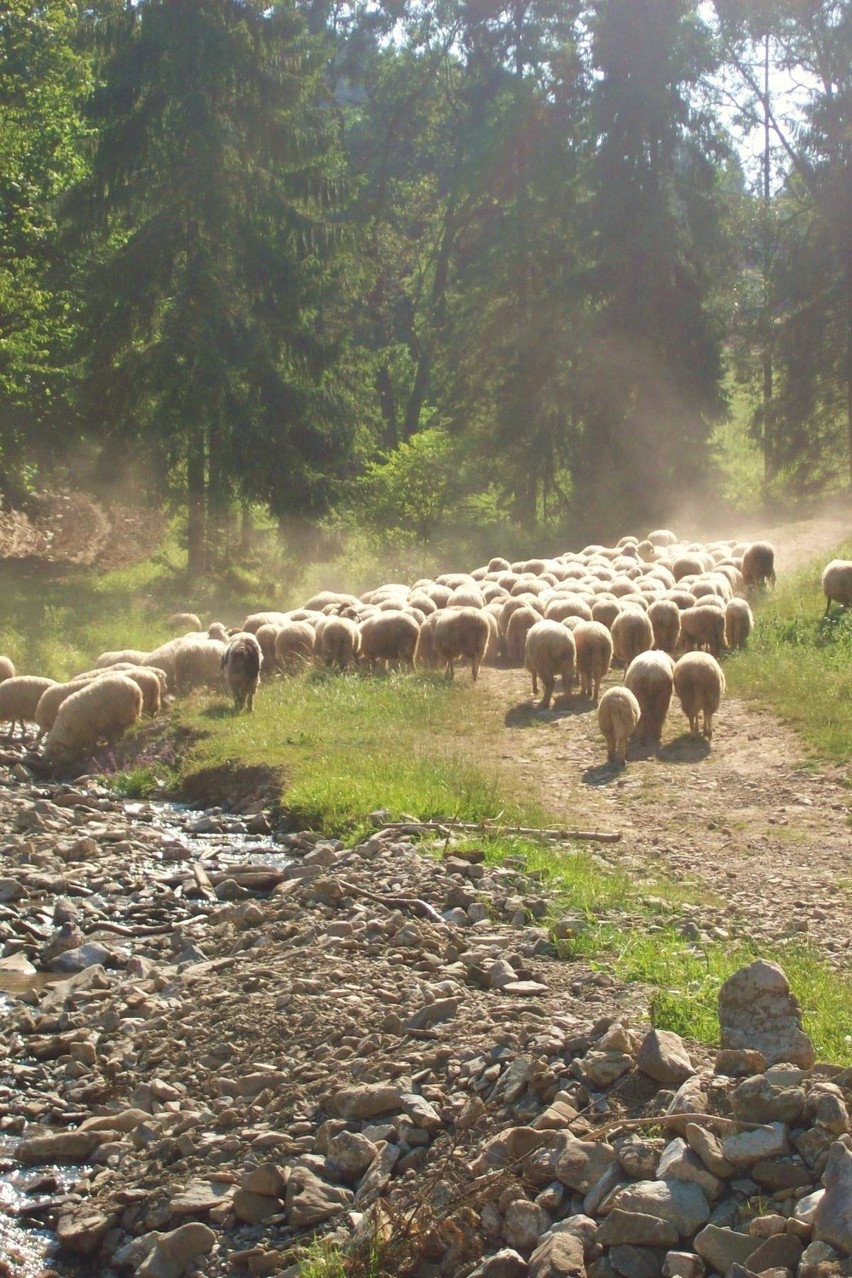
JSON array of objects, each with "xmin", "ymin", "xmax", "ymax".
[
  {"xmin": 598, "ymin": 686, "xmax": 641, "ymax": 766},
  {"xmin": 222, "ymin": 633, "xmax": 263, "ymax": 712},
  {"xmin": 821, "ymin": 560, "xmax": 852, "ymax": 616},
  {"xmin": 624, "ymin": 651, "xmax": 675, "ymax": 743},
  {"xmin": 574, "ymin": 621, "xmax": 613, "ymax": 702},
  {"xmin": 358, "ymin": 611, "xmax": 421, "ymax": 673},
  {"xmin": 724, "ymin": 598, "xmax": 754, "ymax": 649},
  {"xmin": 0, "ymin": 656, "xmax": 15, "ymax": 683},
  {"xmin": 174, "ymin": 639, "xmax": 228, "ymax": 695},
  {"xmin": 317, "ymin": 616, "xmax": 361, "ymax": 671},
  {"xmin": 678, "ymin": 606, "xmax": 727, "ymax": 659},
  {"xmin": 741, "ymin": 541, "xmax": 776, "ymax": 588},
  {"xmin": 415, "ymin": 607, "xmax": 490, "ymax": 681},
  {"xmin": 35, "ymin": 678, "xmax": 94, "ymax": 739},
  {"xmin": 43, "ymin": 674, "xmax": 143, "ymax": 765},
  {"xmin": 253, "ymin": 623, "xmax": 281, "ymax": 676},
  {"xmin": 505, "ymin": 603, "xmax": 543, "ymax": 666},
  {"xmin": 241, "ymin": 610, "xmax": 291, "ymax": 634},
  {"xmin": 524, "ymin": 621, "xmax": 576, "ymax": 709},
  {"xmin": 611, "ymin": 609, "xmax": 654, "ymax": 676},
  {"xmin": 647, "ymin": 598, "xmax": 681, "ymax": 654},
  {"xmin": 274, "ymin": 621, "xmax": 317, "ymax": 674},
  {"xmin": 95, "ymin": 648, "xmax": 151, "ymax": 670},
  {"xmin": 0, "ymin": 676, "xmax": 58, "ymax": 739},
  {"xmin": 543, "ymin": 595, "xmax": 593, "ymax": 624},
  {"xmin": 673, "ymin": 651, "xmax": 726, "ymax": 740},
  {"xmin": 168, "ymin": 611, "xmax": 201, "ymax": 632}
]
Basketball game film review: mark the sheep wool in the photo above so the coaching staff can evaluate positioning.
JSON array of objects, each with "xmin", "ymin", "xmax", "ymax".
[
  {"xmin": 574, "ymin": 621, "xmax": 614, "ymax": 702},
  {"xmin": 673, "ymin": 651, "xmax": 726, "ymax": 741},
  {"xmin": 274, "ymin": 621, "xmax": 317, "ymax": 674},
  {"xmin": 821, "ymin": 560, "xmax": 852, "ymax": 616},
  {"xmin": 524, "ymin": 620, "xmax": 576, "ymax": 709},
  {"xmin": 624, "ymin": 651, "xmax": 676, "ymax": 743},
  {"xmin": 43, "ymin": 674, "xmax": 143, "ymax": 765},
  {"xmin": 741, "ymin": 541, "xmax": 776, "ymax": 588},
  {"xmin": 611, "ymin": 609, "xmax": 654, "ymax": 675},
  {"xmin": 0, "ymin": 676, "xmax": 58, "ymax": 739},
  {"xmin": 0, "ymin": 656, "xmax": 15, "ymax": 683},
  {"xmin": 598, "ymin": 686, "xmax": 641, "ymax": 766},
  {"xmin": 358, "ymin": 611, "xmax": 421, "ymax": 673}
]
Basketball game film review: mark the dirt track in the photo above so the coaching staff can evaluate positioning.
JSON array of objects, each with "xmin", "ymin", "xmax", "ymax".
[{"xmin": 476, "ymin": 505, "xmax": 852, "ymax": 966}]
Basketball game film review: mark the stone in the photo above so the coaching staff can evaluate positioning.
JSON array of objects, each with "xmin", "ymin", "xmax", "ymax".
[
  {"xmin": 529, "ymin": 1231, "xmax": 587, "ymax": 1278},
  {"xmin": 232, "ymin": 1188, "xmax": 281, "ymax": 1224},
  {"xmin": 718, "ymin": 960, "xmax": 815, "ymax": 1069},
  {"xmin": 404, "ymin": 997, "xmax": 459, "ymax": 1030},
  {"xmin": 504, "ymin": 1199, "xmax": 551, "ymax": 1253},
  {"xmin": 605, "ymin": 1180, "xmax": 711, "ymax": 1238},
  {"xmin": 137, "ymin": 1223, "xmax": 216, "ymax": 1278},
  {"xmin": 579, "ymin": 1050, "xmax": 633, "ymax": 1087},
  {"xmin": 398, "ymin": 1092, "xmax": 443, "ymax": 1131},
  {"xmin": 597, "ymin": 1210, "xmax": 679, "ymax": 1248},
  {"xmin": 326, "ymin": 1131, "xmax": 378, "ymax": 1181},
  {"xmin": 730, "ymin": 1075, "xmax": 805, "ymax": 1125},
  {"xmin": 55, "ymin": 1211, "xmax": 114, "ymax": 1255},
  {"xmin": 692, "ymin": 1224, "xmax": 761, "ymax": 1273},
  {"xmin": 721, "ymin": 1123, "xmax": 789, "ymax": 1166},
  {"xmin": 556, "ymin": 1133, "xmax": 619, "ymax": 1194},
  {"xmin": 332, "ymin": 1083, "xmax": 404, "ymax": 1120},
  {"xmin": 49, "ymin": 941, "xmax": 112, "ymax": 972},
  {"xmin": 241, "ymin": 1163, "xmax": 287, "ymax": 1198},
  {"xmin": 795, "ymin": 1189, "xmax": 826, "ymax": 1227},
  {"xmin": 618, "ymin": 1137, "xmax": 661, "ymax": 1180},
  {"xmin": 749, "ymin": 1157, "xmax": 813, "ymax": 1190},
  {"xmin": 684, "ymin": 1125, "xmax": 736, "ymax": 1179},
  {"xmin": 714, "ymin": 1049, "xmax": 766, "ymax": 1077},
  {"xmin": 477, "ymin": 1248, "xmax": 529, "ymax": 1278},
  {"xmin": 168, "ymin": 1179, "xmax": 234, "ymax": 1216},
  {"xmin": 662, "ymin": 1252, "xmax": 705, "ymax": 1278},
  {"xmin": 608, "ymin": 1244, "xmax": 664, "ymax": 1278},
  {"xmin": 813, "ymin": 1141, "xmax": 852, "ymax": 1254},
  {"xmin": 656, "ymin": 1138, "xmax": 722, "ymax": 1200},
  {"xmin": 16, "ymin": 1129, "xmax": 103, "ymax": 1164},
  {"xmin": 354, "ymin": 1142, "xmax": 401, "ymax": 1203},
  {"xmin": 746, "ymin": 1232, "xmax": 804, "ymax": 1272},
  {"xmin": 285, "ymin": 1168, "xmax": 353, "ymax": 1227},
  {"xmin": 636, "ymin": 1031, "xmax": 695, "ymax": 1085}
]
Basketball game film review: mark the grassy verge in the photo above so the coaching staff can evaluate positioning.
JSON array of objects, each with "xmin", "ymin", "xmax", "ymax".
[
  {"xmin": 724, "ymin": 539, "xmax": 852, "ymax": 765},
  {"xmin": 173, "ymin": 671, "xmax": 544, "ymax": 840}
]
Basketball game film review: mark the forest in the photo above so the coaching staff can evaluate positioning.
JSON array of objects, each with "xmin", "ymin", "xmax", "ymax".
[{"xmin": 0, "ymin": 0, "xmax": 849, "ymax": 574}]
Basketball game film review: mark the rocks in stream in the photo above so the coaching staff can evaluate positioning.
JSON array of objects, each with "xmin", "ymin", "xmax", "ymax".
[{"xmin": 0, "ymin": 769, "xmax": 848, "ymax": 1278}]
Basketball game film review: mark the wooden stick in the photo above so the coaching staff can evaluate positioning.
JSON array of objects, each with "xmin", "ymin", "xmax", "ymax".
[
  {"xmin": 335, "ymin": 879, "xmax": 446, "ymax": 926},
  {"xmin": 375, "ymin": 819, "xmax": 621, "ymax": 844}
]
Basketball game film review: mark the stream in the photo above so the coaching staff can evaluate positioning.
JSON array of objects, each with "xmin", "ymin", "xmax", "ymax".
[{"xmin": 0, "ymin": 789, "xmax": 292, "ymax": 1276}]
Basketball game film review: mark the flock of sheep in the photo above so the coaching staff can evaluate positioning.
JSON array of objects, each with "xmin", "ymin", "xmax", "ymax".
[{"xmin": 0, "ymin": 534, "xmax": 850, "ymax": 772}]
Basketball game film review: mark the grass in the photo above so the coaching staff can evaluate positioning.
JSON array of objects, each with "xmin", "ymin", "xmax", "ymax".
[
  {"xmin": 710, "ymin": 376, "xmax": 765, "ymax": 511},
  {"xmin": 174, "ymin": 670, "xmax": 543, "ymax": 840},
  {"xmin": 561, "ymin": 920, "xmax": 852, "ymax": 1065},
  {"xmin": 724, "ymin": 539, "xmax": 852, "ymax": 764}
]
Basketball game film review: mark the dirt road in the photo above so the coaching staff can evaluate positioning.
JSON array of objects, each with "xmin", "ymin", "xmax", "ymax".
[{"xmin": 478, "ymin": 506, "xmax": 852, "ymax": 965}]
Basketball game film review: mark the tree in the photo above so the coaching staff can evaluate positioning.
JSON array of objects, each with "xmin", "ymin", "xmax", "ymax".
[
  {"xmin": 579, "ymin": 0, "xmax": 730, "ymax": 520},
  {"xmin": 67, "ymin": 0, "xmax": 352, "ymax": 572},
  {"xmin": 0, "ymin": 0, "xmax": 92, "ymax": 495}
]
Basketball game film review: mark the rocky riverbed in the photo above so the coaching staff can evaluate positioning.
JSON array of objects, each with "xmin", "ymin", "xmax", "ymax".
[{"xmin": 0, "ymin": 760, "xmax": 850, "ymax": 1278}]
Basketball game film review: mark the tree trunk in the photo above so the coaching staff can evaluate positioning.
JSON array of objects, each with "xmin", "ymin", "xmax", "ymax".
[{"xmin": 187, "ymin": 428, "xmax": 207, "ymax": 577}]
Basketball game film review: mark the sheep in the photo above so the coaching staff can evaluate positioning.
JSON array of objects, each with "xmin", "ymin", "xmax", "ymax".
[
  {"xmin": 222, "ymin": 633, "xmax": 263, "ymax": 712},
  {"xmin": 678, "ymin": 606, "xmax": 727, "ymax": 659},
  {"xmin": 524, "ymin": 621, "xmax": 576, "ymax": 709},
  {"xmin": 624, "ymin": 651, "xmax": 675, "ymax": 743},
  {"xmin": 253, "ymin": 623, "xmax": 281, "ymax": 676},
  {"xmin": 274, "ymin": 621, "xmax": 316, "ymax": 674},
  {"xmin": 671, "ymin": 553, "xmax": 707, "ymax": 582},
  {"xmin": 300, "ymin": 591, "xmax": 361, "ymax": 614},
  {"xmin": 673, "ymin": 651, "xmax": 726, "ymax": 740},
  {"xmin": 647, "ymin": 529, "xmax": 679, "ymax": 547},
  {"xmin": 741, "ymin": 540, "xmax": 776, "ymax": 588},
  {"xmin": 544, "ymin": 595, "xmax": 593, "ymax": 624},
  {"xmin": 168, "ymin": 612, "xmax": 201, "ymax": 632},
  {"xmin": 598, "ymin": 687, "xmax": 641, "ymax": 767},
  {"xmin": 416, "ymin": 607, "xmax": 490, "ymax": 681},
  {"xmin": 505, "ymin": 604, "xmax": 543, "ymax": 667},
  {"xmin": 0, "ymin": 656, "xmax": 15, "ymax": 683},
  {"xmin": 207, "ymin": 622, "xmax": 231, "ymax": 643},
  {"xmin": 317, "ymin": 616, "xmax": 361, "ymax": 671},
  {"xmin": 174, "ymin": 639, "xmax": 228, "ymax": 695},
  {"xmin": 0, "ymin": 676, "xmax": 58, "ymax": 739},
  {"xmin": 611, "ymin": 608, "xmax": 654, "ymax": 675},
  {"xmin": 43, "ymin": 674, "xmax": 143, "ymax": 765},
  {"xmin": 136, "ymin": 638, "xmax": 187, "ymax": 692},
  {"xmin": 821, "ymin": 560, "xmax": 852, "ymax": 616},
  {"xmin": 241, "ymin": 611, "xmax": 291, "ymax": 635},
  {"xmin": 572, "ymin": 621, "xmax": 613, "ymax": 703},
  {"xmin": 591, "ymin": 598, "xmax": 621, "ymax": 630},
  {"xmin": 724, "ymin": 598, "xmax": 754, "ymax": 649},
  {"xmin": 95, "ymin": 649, "xmax": 151, "ymax": 670},
  {"xmin": 35, "ymin": 678, "xmax": 94, "ymax": 739},
  {"xmin": 647, "ymin": 599, "xmax": 681, "ymax": 655},
  {"xmin": 358, "ymin": 611, "xmax": 421, "ymax": 673},
  {"xmin": 448, "ymin": 584, "xmax": 485, "ymax": 609}
]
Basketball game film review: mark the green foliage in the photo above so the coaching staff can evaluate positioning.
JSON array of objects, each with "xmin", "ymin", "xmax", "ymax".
[{"xmin": 347, "ymin": 428, "xmax": 458, "ymax": 544}]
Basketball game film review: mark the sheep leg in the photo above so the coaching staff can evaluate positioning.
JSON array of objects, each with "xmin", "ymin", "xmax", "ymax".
[
  {"xmin": 539, "ymin": 675, "xmax": 554, "ymax": 710},
  {"xmin": 530, "ymin": 669, "xmax": 539, "ymax": 696},
  {"xmin": 471, "ymin": 653, "xmax": 481, "ymax": 681},
  {"xmin": 823, "ymin": 596, "xmax": 832, "ymax": 617}
]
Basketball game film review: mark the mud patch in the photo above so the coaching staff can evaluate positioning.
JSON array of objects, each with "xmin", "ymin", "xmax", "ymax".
[{"xmin": 179, "ymin": 761, "xmax": 286, "ymax": 815}]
